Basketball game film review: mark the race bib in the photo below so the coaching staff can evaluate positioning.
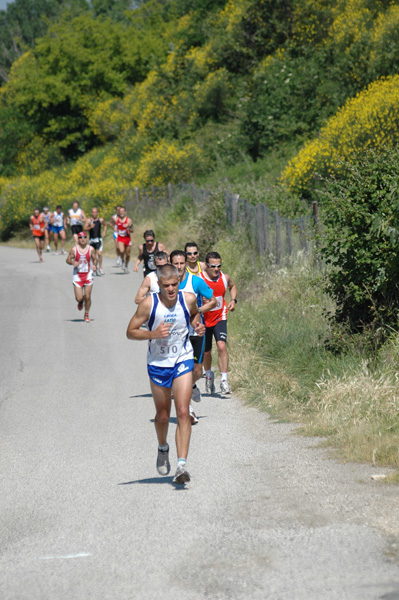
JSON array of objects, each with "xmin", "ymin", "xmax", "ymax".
[{"xmin": 210, "ymin": 296, "xmax": 224, "ymax": 311}]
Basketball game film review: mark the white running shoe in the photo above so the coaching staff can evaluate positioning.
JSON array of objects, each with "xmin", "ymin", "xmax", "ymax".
[
  {"xmin": 189, "ymin": 404, "xmax": 199, "ymax": 425},
  {"xmin": 61, "ymin": 249, "xmax": 67, "ymax": 255},
  {"xmin": 173, "ymin": 464, "xmax": 190, "ymax": 484},
  {"xmin": 116, "ymin": 257, "xmax": 121, "ymax": 266},
  {"xmin": 220, "ymin": 380, "xmax": 232, "ymax": 394},
  {"xmin": 191, "ymin": 385, "xmax": 201, "ymax": 403},
  {"xmin": 205, "ymin": 372, "xmax": 215, "ymax": 394},
  {"xmin": 156, "ymin": 446, "xmax": 170, "ymax": 475},
  {"xmin": 98, "ymin": 269, "xmax": 105, "ymax": 276}
]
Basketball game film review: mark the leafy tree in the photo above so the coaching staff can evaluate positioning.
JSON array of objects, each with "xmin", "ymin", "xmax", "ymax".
[
  {"xmin": 0, "ymin": 0, "xmax": 89, "ymax": 83},
  {"xmin": 0, "ymin": 12, "xmax": 157, "ymax": 165}
]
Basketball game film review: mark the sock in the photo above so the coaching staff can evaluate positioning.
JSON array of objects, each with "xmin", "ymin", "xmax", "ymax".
[
  {"xmin": 159, "ymin": 443, "xmax": 169, "ymax": 452},
  {"xmin": 178, "ymin": 458, "xmax": 186, "ymax": 467},
  {"xmin": 205, "ymin": 369, "xmax": 213, "ymax": 379},
  {"xmin": 220, "ymin": 372, "xmax": 228, "ymax": 382}
]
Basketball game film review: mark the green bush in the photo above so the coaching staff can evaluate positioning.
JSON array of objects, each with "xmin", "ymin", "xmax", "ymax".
[{"xmin": 318, "ymin": 147, "xmax": 399, "ymax": 333}]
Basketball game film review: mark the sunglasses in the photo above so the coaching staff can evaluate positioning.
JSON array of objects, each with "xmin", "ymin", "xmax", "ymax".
[
  {"xmin": 79, "ymin": 235, "xmax": 87, "ymax": 238},
  {"xmin": 207, "ymin": 263, "xmax": 222, "ymax": 268},
  {"xmin": 186, "ymin": 251, "xmax": 198, "ymax": 256},
  {"xmin": 146, "ymin": 238, "xmax": 155, "ymax": 243}
]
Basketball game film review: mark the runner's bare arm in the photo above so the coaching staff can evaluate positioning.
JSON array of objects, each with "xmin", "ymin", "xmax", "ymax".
[
  {"xmin": 158, "ymin": 243, "xmax": 168, "ymax": 258},
  {"xmin": 80, "ymin": 209, "xmax": 87, "ymax": 221},
  {"xmin": 185, "ymin": 293, "xmax": 205, "ymax": 336},
  {"xmin": 29, "ymin": 217, "xmax": 34, "ymax": 231},
  {"xmin": 83, "ymin": 218, "xmax": 92, "ymax": 231},
  {"xmin": 133, "ymin": 244, "xmax": 144, "ymax": 272},
  {"xmin": 101, "ymin": 219, "xmax": 107, "ymax": 237},
  {"xmin": 200, "ymin": 295, "xmax": 217, "ymax": 313},
  {"xmin": 66, "ymin": 248, "xmax": 77, "ymax": 266},
  {"xmin": 126, "ymin": 297, "xmax": 170, "ymax": 340},
  {"xmin": 134, "ymin": 275, "xmax": 152, "ymax": 304},
  {"xmin": 225, "ymin": 274, "xmax": 238, "ymax": 312}
]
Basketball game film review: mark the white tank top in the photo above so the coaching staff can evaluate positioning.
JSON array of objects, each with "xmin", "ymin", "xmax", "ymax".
[
  {"xmin": 53, "ymin": 212, "xmax": 64, "ymax": 227},
  {"xmin": 148, "ymin": 271, "xmax": 160, "ymax": 294},
  {"xmin": 69, "ymin": 208, "xmax": 83, "ymax": 226},
  {"xmin": 147, "ymin": 292, "xmax": 193, "ymax": 368}
]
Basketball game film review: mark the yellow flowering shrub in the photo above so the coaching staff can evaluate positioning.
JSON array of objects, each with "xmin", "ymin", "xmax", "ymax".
[
  {"xmin": 88, "ymin": 98, "xmax": 129, "ymax": 142},
  {"xmin": 216, "ymin": 0, "xmax": 249, "ymax": 33},
  {"xmin": 282, "ymin": 75, "xmax": 399, "ymax": 192},
  {"xmin": 134, "ymin": 140, "xmax": 206, "ymax": 188},
  {"xmin": 15, "ymin": 136, "xmax": 63, "ymax": 175},
  {"xmin": 369, "ymin": 5, "xmax": 399, "ymax": 76}
]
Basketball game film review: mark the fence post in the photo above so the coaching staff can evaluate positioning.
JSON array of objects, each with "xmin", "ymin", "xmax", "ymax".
[
  {"xmin": 286, "ymin": 220, "xmax": 293, "ymax": 258},
  {"xmin": 263, "ymin": 205, "xmax": 270, "ymax": 255},
  {"xmin": 232, "ymin": 193, "xmax": 239, "ymax": 227},
  {"xmin": 167, "ymin": 183, "xmax": 173, "ymax": 203},
  {"xmin": 135, "ymin": 187, "xmax": 140, "ymax": 203},
  {"xmin": 299, "ymin": 217, "xmax": 308, "ymax": 252},
  {"xmin": 256, "ymin": 205, "xmax": 265, "ymax": 255},
  {"xmin": 275, "ymin": 209, "xmax": 281, "ymax": 265}
]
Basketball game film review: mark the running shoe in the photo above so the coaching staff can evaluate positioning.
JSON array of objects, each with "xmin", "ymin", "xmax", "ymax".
[
  {"xmin": 124, "ymin": 266, "xmax": 129, "ymax": 274},
  {"xmin": 61, "ymin": 249, "xmax": 67, "ymax": 255},
  {"xmin": 98, "ymin": 269, "xmax": 105, "ymax": 276},
  {"xmin": 220, "ymin": 381, "xmax": 232, "ymax": 395},
  {"xmin": 189, "ymin": 405, "xmax": 199, "ymax": 425},
  {"xmin": 77, "ymin": 300, "xmax": 84, "ymax": 311},
  {"xmin": 191, "ymin": 385, "xmax": 202, "ymax": 403},
  {"xmin": 116, "ymin": 257, "xmax": 121, "ymax": 266},
  {"xmin": 84, "ymin": 313, "xmax": 90, "ymax": 323},
  {"xmin": 173, "ymin": 464, "xmax": 190, "ymax": 484},
  {"xmin": 156, "ymin": 446, "xmax": 170, "ymax": 475},
  {"xmin": 205, "ymin": 371, "xmax": 215, "ymax": 394},
  {"xmin": 46, "ymin": 246, "xmax": 50, "ymax": 252},
  {"xmin": 54, "ymin": 251, "xmax": 59, "ymax": 255}
]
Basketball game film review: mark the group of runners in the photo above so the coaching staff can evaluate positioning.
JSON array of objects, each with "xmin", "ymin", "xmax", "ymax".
[{"xmin": 30, "ymin": 203, "xmax": 238, "ymax": 484}]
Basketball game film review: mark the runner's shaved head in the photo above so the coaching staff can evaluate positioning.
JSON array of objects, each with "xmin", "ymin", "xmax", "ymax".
[{"xmin": 157, "ymin": 264, "xmax": 178, "ymax": 281}]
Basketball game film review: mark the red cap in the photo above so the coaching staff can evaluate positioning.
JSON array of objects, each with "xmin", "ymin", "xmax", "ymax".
[{"xmin": 78, "ymin": 232, "xmax": 87, "ymax": 238}]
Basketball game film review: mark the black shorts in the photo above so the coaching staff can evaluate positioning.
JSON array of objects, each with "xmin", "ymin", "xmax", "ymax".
[
  {"xmin": 204, "ymin": 320, "xmax": 227, "ymax": 352},
  {"xmin": 190, "ymin": 335, "xmax": 205, "ymax": 364},
  {"xmin": 90, "ymin": 239, "xmax": 103, "ymax": 251},
  {"xmin": 71, "ymin": 224, "xmax": 83, "ymax": 235}
]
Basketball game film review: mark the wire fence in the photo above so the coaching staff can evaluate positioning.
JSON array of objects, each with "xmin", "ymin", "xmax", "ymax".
[{"xmin": 125, "ymin": 182, "xmax": 318, "ymax": 265}]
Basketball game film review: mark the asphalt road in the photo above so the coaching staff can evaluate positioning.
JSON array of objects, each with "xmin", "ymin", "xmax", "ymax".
[{"xmin": 1, "ymin": 245, "xmax": 399, "ymax": 600}]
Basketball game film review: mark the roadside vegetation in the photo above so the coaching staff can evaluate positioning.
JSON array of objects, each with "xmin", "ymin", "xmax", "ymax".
[{"xmin": 1, "ymin": 0, "xmax": 399, "ymax": 477}]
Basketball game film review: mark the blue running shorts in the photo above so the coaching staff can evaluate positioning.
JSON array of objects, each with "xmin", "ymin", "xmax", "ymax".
[{"xmin": 147, "ymin": 359, "xmax": 194, "ymax": 388}]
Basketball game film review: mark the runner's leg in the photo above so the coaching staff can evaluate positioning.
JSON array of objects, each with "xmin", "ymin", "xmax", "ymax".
[
  {"xmin": 83, "ymin": 284, "xmax": 93, "ymax": 314},
  {"xmin": 172, "ymin": 371, "xmax": 192, "ymax": 459},
  {"xmin": 150, "ymin": 380, "xmax": 172, "ymax": 446},
  {"xmin": 216, "ymin": 340, "xmax": 229, "ymax": 373}
]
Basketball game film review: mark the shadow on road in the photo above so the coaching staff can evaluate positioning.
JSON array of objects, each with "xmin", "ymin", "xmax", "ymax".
[
  {"xmin": 64, "ymin": 319, "xmax": 96, "ymax": 323},
  {"xmin": 119, "ymin": 476, "xmax": 187, "ymax": 489},
  {"xmin": 130, "ymin": 393, "xmax": 153, "ymax": 398}
]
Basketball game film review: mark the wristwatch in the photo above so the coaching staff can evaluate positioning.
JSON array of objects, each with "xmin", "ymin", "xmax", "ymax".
[{"xmin": 232, "ymin": 299, "xmax": 237, "ymax": 303}]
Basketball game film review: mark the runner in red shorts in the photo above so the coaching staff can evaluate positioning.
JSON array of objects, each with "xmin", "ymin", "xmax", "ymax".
[
  {"xmin": 66, "ymin": 231, "xmax": 97, "ymax": 322},
  {"xmin": 115, "ymin": 206, "xmax": 133, "ymax": 273}
]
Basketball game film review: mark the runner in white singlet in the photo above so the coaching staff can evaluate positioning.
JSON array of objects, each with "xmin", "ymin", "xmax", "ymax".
[
  {"xmin": 67, "ymin": 201, "xmax": 87, "ymax": 244},
  {"xmin": 134, "ymin": 251, "xmax": 168, "ymax": 304},
  {"xmin": 126, "ymin": 264, "xmax": 205, "ymax": 485}
]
